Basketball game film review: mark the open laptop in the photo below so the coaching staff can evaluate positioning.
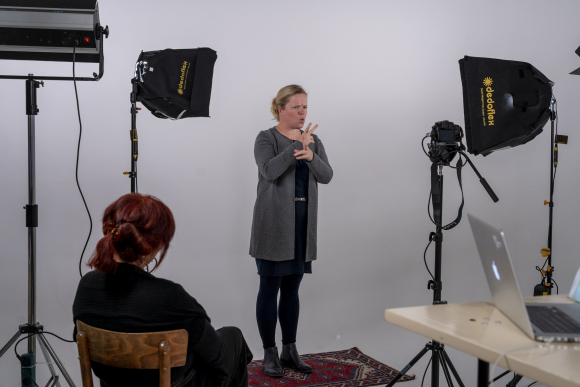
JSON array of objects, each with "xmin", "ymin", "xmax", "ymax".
[{"xmin": 467, "ymin": 213, "xmax": 580, "ymax": 342}]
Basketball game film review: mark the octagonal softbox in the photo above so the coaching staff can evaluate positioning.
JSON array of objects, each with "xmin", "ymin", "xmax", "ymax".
[
  {"xmin": 134, "ymin": 48, "xmax": 217, "ymax": 119},
  {"xmin": 459, "ymin": 56, "xmax": 553, "ymax": 156}
]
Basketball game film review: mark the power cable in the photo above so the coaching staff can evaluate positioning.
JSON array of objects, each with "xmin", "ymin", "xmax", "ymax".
[
  {"xmin": 72, "ymin": 44, "xmax": 93, "ymax": 278},
  {"xmin": 420, "ymin": 357, "xmax": 432, "ymax": 387}
]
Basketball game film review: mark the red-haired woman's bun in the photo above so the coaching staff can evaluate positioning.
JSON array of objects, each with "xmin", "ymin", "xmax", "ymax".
[
  {"xmin": 113, "ymin": 222, "xmax": 152, "ymax": 263},
  {"xmin": 88, "ymin": 193, "xmax": 175, "ymax": 274}
]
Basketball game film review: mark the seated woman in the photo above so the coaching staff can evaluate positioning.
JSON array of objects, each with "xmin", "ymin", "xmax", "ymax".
[{"xmin": 73, "ymin": 193, "xmax": 253, "ymax": 387}]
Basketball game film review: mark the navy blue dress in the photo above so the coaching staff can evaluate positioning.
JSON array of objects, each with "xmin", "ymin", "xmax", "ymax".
[{"xmin": 255, "ymin": 159, "xmax": 312, "ymax": 276}]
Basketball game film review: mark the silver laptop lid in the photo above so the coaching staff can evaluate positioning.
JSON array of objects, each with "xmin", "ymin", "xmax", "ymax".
[{"xmin": 467, "ymin": 213, "xmax": 535, "ymax": 339}]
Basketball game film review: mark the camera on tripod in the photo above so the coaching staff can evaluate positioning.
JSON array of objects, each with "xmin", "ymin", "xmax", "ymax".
[{"xmin": 427, "ymin": 121, "xmax": 466, "ymax": 165}]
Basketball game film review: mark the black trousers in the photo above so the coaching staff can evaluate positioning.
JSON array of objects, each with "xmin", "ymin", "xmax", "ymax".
[
  {"xmin": 256, "ymin": 274, "xmax": 304, "ymax": 348},
  {"xmin": 191, "ymin": 327, "xmax": 253, "ymax": 387}
]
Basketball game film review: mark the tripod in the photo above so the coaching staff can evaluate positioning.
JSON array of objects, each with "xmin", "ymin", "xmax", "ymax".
[
  {"xmin": 0, "ymin": 78, "xmax": 75, "ymax": 387},
  {"xmin": 388, "ymin": 122, "xmax": 498, "ymax": 386},
  {"xmin": 386, "ymin": 163, "xmax": 465, "ymax": 387}
]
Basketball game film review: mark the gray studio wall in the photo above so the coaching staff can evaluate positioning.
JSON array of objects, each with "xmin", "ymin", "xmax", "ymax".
[{"xmin": 1, "ymin": 0, "xmax": 580, "ymax": 385}]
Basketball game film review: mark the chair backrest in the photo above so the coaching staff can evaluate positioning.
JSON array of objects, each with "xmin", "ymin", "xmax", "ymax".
[{"xmin": 76, "ymin": 320, "xmax": 188, "ymax": 387}]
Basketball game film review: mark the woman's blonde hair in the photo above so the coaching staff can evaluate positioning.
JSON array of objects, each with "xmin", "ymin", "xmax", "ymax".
[{"xmin": 270, "ymin": 84, "xmax": 307, "ymax": 122}]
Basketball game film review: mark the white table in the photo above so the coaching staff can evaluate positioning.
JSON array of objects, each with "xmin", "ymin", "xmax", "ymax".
[{"xmin": 384, "ymin": 295, "xmax": 580, "ymax": 387}]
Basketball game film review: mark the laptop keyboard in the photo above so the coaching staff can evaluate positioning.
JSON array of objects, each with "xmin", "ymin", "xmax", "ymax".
[{"xmin": 526, "ymin": 305, "xmax": 580, "ymax": 334}]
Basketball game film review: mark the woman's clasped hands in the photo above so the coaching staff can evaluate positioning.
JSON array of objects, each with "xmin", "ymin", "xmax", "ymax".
[{"xmin": 294, "ymin": 123, "xmax": 317, "ymax": 162}]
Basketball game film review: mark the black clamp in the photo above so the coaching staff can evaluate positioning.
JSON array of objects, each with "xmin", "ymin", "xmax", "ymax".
[
  {"xmin": 19, "ymin": 323, "xmax": 44, "ymax": 334},
  {"xmin": 431, "ymin": 232, "xmax": 443, "ymax": 242},
  {"xmin": 25, "ymin": 204, "xmax": 38, "ymax": 228},
  {"xmin": 428, "ymin": 280, "xmax": 442, "ymax": 290}
]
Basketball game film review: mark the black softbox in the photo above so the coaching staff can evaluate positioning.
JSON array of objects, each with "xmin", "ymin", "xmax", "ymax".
[
  {"xmin": 459, "ymin": 56, "xmax": 552, "ymax": 156},
  {"xmin": 134, "ymin": 48, "xmax": 217, "ymax": 119}
]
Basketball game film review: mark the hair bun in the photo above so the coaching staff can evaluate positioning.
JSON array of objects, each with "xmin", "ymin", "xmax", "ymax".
[{"xmin": 113, "ymin": 222, "xmax": 152, "ymax": 263}]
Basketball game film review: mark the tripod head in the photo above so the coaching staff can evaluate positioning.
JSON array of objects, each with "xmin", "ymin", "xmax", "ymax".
[{"xmin": 425, "ymin": 120, "xmax": 499, "ymax": 210}]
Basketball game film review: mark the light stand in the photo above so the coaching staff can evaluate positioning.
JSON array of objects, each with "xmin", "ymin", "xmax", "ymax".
[
  {"xmin": 124, "ymin": 79, "xmax": 140, "ymax": 193},
  {"xmin": 536, "ymin": 97, "xmax": 567, "ymax": 296},
  {"xmin": 0, "ymin": 77, "xmax": 76, "ymax": 387},
  {"xmin": 387, "ymin": 121, "xmax": 498, "ymax": 387},
  {"xmin": 0, "ymin": 23, "xmax": 108, "ymax": 387}
]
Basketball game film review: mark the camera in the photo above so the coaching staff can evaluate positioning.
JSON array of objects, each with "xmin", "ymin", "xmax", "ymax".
[
  {"xmin": 428, "ymin": 120, "xmax": 465, "ymax": 164},
  {"xmin": 430, "ymin": 120, "xmax": 464, "ymax": 145}
]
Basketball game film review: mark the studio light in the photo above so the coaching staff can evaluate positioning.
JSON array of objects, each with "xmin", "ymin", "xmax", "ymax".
[
  {"xmin": 459, "ymin": 56, "xmax": 553, "ymax": 156},
  {"xmin": 460, "ymin": 55, "xmax": 568, "ymax": 302},
  {"xmin": 126, "ymin": 48, "xmax": 218, "ymax": 192},
  {"xmin": 0, "ymin": 2, "xmax": 109, "ymax": 384}
]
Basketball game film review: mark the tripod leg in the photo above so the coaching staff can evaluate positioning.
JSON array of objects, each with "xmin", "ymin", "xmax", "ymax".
[
  {"xmin": 432, "ymin": 344, "xmax": 440, "ymax": 387},
  {"xmin": 37, "ymin": 338, "xmax": 62, "ymax": 387},
  {"xmin": 0, "ymin": 330, "xmax": 23, "ymax": 358},
  {"xmin": 477, "ymin": 359, "xmax": 489, "ymax": 387},
  {"xmin": 37, "ymin": 335, "xmax": 76, "ymax": 387},
  {"xmin": 441, "ymin": 348, "xmax": 465, "ymax": 387},
  {"xmin": 506, "ymin": 374, "xmax": 524, "ymax": 387},
  {"xmin": 385, "ymin": 345, "xmax": 430, "ymax": 387},
  {"xmin": 437, "ymin": 350, "xmax": 454, "ymax": 387}
]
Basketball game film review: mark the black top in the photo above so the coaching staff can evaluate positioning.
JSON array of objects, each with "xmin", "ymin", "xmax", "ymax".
[
  {"xmin": 73, "ymin": 264, "xmax": 228, "ymax": 386},
  {"xmin": 294, "ymin": 159, "xmax": 309, "ymax": 197}
]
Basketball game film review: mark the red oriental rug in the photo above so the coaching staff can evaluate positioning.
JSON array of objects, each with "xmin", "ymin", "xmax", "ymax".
[{"xmin": 248, "ymin": 347, "xmax": 415, "ymax": 387}]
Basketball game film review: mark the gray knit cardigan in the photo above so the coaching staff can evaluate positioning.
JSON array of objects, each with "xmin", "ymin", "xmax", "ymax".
[{"xmin": 249, "ymin": 127, "xmax": 333, "ymax": 262}]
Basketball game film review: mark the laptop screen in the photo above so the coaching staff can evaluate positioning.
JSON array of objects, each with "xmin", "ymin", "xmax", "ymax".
[{"xmin": 467, "ymin": 213, "xmax": 535, "ymax": 338}]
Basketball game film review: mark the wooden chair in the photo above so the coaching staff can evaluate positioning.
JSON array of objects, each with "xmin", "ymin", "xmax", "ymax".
[{"xmin": 76, "ymin": 320, "xmax": 188, "ymax": 387}]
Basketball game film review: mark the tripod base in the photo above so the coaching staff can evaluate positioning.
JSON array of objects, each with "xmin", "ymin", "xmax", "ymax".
[
  {"xmin": 386, "ymin": 341, "xmax": 464, "ymax": 387},
  {"xmin": 0, "ymin": 324, "xmax": 74, "ymax": 387}
]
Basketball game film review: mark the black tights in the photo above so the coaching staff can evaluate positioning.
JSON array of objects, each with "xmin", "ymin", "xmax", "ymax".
[{"xmin": 256, "ymin": 274, "xmax": 304, "ymax": 349}]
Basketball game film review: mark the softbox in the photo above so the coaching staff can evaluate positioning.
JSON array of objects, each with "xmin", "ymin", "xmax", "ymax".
[
  {"xmin": 459, "ymin": 56, "xmax": 553, "ymax": 156},
  {"xmin": 134, "ymin": 48, "xmax": 217, "ymax": 119},
  {"xmin": 570, "ymin": 46, "xmax": 580, "ymax": 75}
]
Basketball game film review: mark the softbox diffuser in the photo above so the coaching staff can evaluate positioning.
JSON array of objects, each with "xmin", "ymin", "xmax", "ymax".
[
  {"xmin": 459, "ymin": 56, "xmax": 552, "ymax": 156},
  {"xmin": 135, "ymin": 48, "xmax": 217, "ymax": 119}
]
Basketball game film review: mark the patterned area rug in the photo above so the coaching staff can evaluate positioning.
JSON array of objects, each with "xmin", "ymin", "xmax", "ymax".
[{"xmin": 248, "ymin": 347, "xmax": 415, "ymax": 387}]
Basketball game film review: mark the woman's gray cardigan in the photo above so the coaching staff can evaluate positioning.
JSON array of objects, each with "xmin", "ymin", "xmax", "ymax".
[{"xmin": 250, "ymin": 127, "xmax": 333, "ymax": 262}]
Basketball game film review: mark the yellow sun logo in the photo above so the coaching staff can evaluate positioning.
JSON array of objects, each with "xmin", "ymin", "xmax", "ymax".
[{"xmin": 483, "ymin": 77, "xmax": 493, "ymax": 87}]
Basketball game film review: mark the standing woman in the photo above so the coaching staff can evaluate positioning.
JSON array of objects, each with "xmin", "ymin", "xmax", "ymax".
[{"xmin": 250, "ymin": 85, "xmax": 333, "ymax": 377}]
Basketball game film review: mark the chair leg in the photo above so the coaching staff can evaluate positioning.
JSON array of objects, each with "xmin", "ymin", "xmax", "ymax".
[
  {"xmin": 76, "ymin": 332, "xmax": 94, "ymax": 387},
  {"xmin": 159, "ymin": 341, "xmax": 171, "ymax": 387}
]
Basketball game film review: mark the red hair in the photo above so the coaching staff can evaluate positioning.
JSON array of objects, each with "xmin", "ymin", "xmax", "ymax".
[{"xmin": 88, "ymin": 193, "xmax": 175, "ymax": 274}]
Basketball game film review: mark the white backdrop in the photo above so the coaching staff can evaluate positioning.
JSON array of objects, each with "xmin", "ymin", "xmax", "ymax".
[{"xmin": 1, "ymin": 1, "xmax": 580, "ymax": 386}]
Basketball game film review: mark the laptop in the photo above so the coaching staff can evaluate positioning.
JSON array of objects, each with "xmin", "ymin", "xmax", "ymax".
[{"xmin": 467, "ymin": 213, "xmax": 580, "ymax": 342}]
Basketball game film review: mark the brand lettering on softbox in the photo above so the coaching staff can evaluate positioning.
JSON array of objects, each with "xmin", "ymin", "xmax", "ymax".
[
  {"xmin": 481, "ymin": 77, "xmax": 495, "ymax": 126},
  {"xmin": 178, "ymin": 61, "xmax": 190, "ymax": 95}
]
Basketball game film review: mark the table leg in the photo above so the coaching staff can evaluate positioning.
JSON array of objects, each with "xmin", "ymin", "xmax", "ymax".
[{"xmin": 478, "ymin": 359, "xmax": 489, "ymax": 387}]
